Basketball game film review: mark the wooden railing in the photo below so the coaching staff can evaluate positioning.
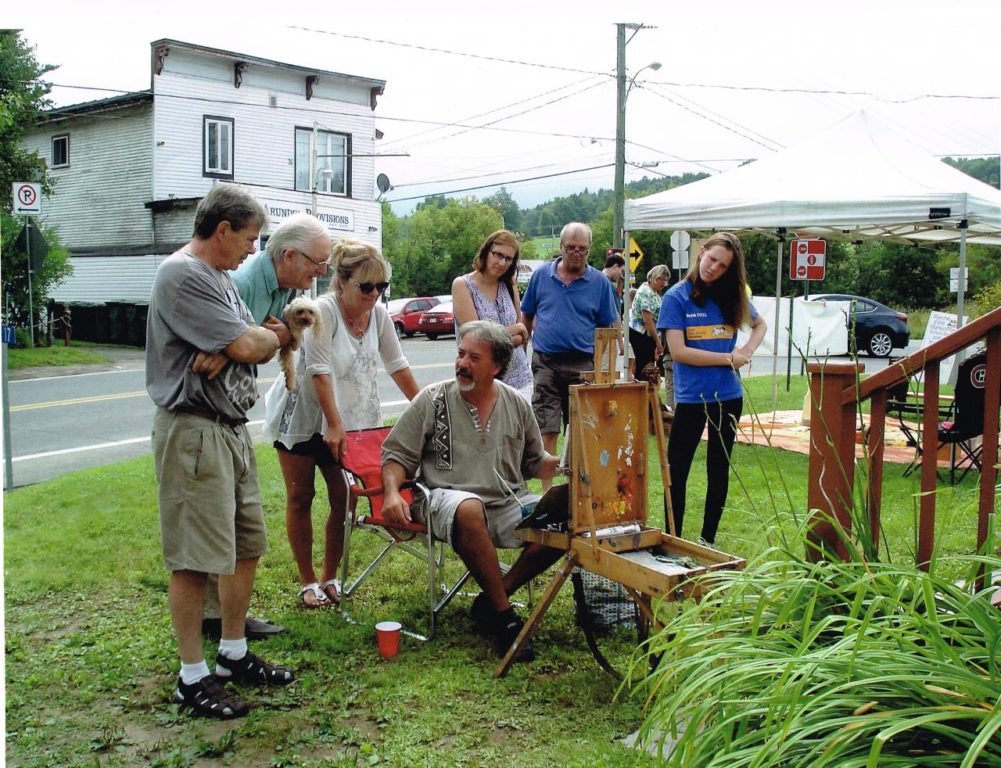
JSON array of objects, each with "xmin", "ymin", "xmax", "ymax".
[{"xmin": 806, "ymin": 306, "xmax": 1001, "ymax": 569}]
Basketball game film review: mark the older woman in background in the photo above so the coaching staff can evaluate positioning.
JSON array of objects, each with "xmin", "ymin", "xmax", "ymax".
[
  {"xmin": 451, "ymin": 229, "xmax": 533, "ymax": 401},
  {"xmin": 264, "ymin": 238, "xmax": 419, "ymax": 607},
  {"xmin": 629, "ymin": 264, "xmax": 671, "ymax": 385}
]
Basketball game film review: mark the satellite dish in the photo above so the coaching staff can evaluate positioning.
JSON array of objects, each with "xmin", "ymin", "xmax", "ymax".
[{"xmin": 376, "ymin": 173, "xmax": 392, "ymax": 194}]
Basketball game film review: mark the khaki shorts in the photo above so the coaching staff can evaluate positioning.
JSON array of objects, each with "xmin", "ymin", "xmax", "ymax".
[
  {"xmin": 152, "ymin": 408, "xmax": 268, "ymax": 574},
  {"xmin": 531, "ymin": 351, "xmax": 594, "ymax": 435},
  {"xmin": 415, "ymin": 488, "xmax": 540, "ymax": 550}
]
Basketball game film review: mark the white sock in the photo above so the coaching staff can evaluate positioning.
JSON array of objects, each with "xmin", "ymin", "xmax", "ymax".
[
  {"xmin": 217, "ymin": 637, "xmax": 248, "ymax": 663},
  {"xmin": 179, "ymin": 660, "xmax": 211, "ymax": 685}
]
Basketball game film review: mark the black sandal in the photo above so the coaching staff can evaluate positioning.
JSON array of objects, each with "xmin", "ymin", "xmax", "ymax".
[
  {"xmin": 175, "ymin": 675, "xmax": 248, "ymax": 719},
  {"xmin": 215, "ymin": 651, "xmax": 294, "ymax": 686}
]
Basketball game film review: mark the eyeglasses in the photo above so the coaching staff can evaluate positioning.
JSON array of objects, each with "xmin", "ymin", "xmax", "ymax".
[
  {"xmin": 295, "ymin": 249, "xmax": 331, "ymax": 270},
  {"xmin": 562, "ymin": 244, "xmax": 590, "ymax": 254},
  {"xmin": 489, "ymin": 250, "xmax": 516, "ymax": 264},
  {"xmin": 353, "ymin": 279, "xmax": 390, "ymax": 295}
]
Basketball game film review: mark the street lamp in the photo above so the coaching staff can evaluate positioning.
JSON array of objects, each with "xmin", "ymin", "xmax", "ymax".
[{"xmin": 614, "ymin": 50, "xmax": 660, "ymax": 250}]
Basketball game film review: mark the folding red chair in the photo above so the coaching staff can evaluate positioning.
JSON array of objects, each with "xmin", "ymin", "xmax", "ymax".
[{"xmin": 338, "ymin": 426, "xmax": 470, "ymax": 638}]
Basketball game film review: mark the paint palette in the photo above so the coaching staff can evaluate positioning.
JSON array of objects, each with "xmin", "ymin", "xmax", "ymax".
[{"xmin": 567, "ymin": 381, "xmax": 650, "ymax": 534}]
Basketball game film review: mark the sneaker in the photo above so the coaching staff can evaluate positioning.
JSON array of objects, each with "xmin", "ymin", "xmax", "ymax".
[
  {"xmin": 491, "ymin": 607, "xmax": 535, "ymax": 663},
  {"xmin": 215, "ymin": 650, "xmax": 294, "ymax": 686},
  {"xmin": 470, "ymin": 593, "xmax": 496, "ymax": 633},
  {"xmin": 696, "ymin": 537, "xmax": 717, "ymax": 551},
  {"xmin": 201, "ymin": 616, "xmax": 286, "ymax": 641},
  {"xmin": 174, "ymin": 675, "xmax": 248, "ymax": 719}
]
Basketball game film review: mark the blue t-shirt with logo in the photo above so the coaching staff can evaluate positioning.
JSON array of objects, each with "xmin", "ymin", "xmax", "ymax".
[{"xmin": 657, "ymin": 280, "xmax": 757, "ymax": 404}]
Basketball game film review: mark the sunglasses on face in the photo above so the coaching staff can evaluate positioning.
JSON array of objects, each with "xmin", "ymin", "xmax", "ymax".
[{"xmin": 353, "ymin": 279, "xmax": 390, "ymax": 295}]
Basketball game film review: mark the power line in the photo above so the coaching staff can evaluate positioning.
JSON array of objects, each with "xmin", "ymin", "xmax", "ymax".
[
  {"xmin": 642, "ymin": 78, "xmax": 1000, "ymax": 102},
  {"xmin": 380, "ymin": 74, "xmax": 606, "ymax": 149},
  {"xmin": 644, "ymin": 85, "xmax": 784, "ymax": 153},
  {"xmin": 287, "ymin": 25, "xmax": 610, "ymax": 77},
  {"xmin": 388, "ymin": 77, "xmax": 610, "ymax": 153},
  {"xmin": 385, "ymin": 163, "xmax": 615, "ymax": 203}
]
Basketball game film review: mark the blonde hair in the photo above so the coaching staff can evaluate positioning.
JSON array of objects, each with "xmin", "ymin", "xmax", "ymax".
[{"xmin": 331, "ymin": 238, "xmax": 389, "ymax": 289}]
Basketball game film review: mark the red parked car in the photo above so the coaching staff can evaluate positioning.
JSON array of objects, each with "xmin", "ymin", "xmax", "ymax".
[
  {"xmin": 417, "ymin": 302, "xmax": 455, "ymax": 340},
  {"xmin": 388, "ymin": 296, "xmax": 439, "ymax": 338}
]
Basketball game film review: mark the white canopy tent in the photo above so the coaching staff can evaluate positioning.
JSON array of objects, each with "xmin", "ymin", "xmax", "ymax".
[
  {"xmin": 624, "ymin": 109, "xmax": 1001, "ymax": 246},
  {"xmin": 622, "ymin": 109, "xmax": 1001, "ymax": 380}
]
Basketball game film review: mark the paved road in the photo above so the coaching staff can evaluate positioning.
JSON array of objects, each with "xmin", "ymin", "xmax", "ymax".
[
  {"xmin": 4, "ymin": 337, "xmax": 459, "ymax": 489},
  {"xmin": 3, "ymin": 337, "xmax": 910, "ymax": 489}
]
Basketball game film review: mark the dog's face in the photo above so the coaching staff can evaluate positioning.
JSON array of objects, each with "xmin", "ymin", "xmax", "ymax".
[
  {"xmin": 287, "ymin": 306, "xmax": 319, "ymax": 331},
  {"xmin": 284, "ymin": 298, "xmax": 321, "ymax": 333}
]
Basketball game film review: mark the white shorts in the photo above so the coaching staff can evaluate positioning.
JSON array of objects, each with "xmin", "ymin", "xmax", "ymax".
[{"xmin": 416, "ymin": 488, "xmax": 541, "ymax": 549}]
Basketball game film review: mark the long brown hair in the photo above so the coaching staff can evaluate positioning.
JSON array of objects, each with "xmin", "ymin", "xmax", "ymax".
[
  {"xmin": 472, "ymin": 229, "xmax": 520, "ymax": 299},
  {"xmin": 685, "ymin": 232, "xmax": 752, "ymax": 329}
]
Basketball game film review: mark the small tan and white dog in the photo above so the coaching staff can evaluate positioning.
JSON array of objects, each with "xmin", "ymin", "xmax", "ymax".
[{"xmin": 279, "ymin": 296, "xmax": 323, "ymax": 391}]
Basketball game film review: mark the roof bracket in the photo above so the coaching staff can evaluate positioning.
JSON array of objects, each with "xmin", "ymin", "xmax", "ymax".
[
  {"xmin": 153, "ymin": 44, "xmax": 170, "ymax": 76},
  {"xmin": 306, "ymin": 75, "xmax": 319, "ymax": 100},
  {"xmin": 234, "ymin": 61, "xmax": 248, "ymax": 88}
]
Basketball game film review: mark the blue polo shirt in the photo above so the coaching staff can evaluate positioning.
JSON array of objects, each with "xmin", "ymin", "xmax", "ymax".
[
  {"xmin": 521, "ymin": 259, "xmax": 619, "ymax": 355},
  {"xmin": 232, "ymin": 252, "xmax": 296, "ymax": 324},
  {"xmin": 657, "ymin": 280, "xmax": 758, "ymax": 404}
]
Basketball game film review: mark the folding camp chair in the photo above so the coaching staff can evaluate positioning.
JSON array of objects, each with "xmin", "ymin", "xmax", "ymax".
[
  {"xmin": 338, "ymin": 426, "xmax": 470, "ymax": 638},
  {"xmin": 886, "ymin": 379, "xmax": 952, "ymax": 477},
  {"xmin": 938, "ymin": 352, "xmax": 990, "ymax": 484}
]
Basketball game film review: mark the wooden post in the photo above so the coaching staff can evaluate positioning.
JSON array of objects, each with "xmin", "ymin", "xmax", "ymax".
[{"xmin": 806, "ymin": 362, "xmax": 861, "ymax": 561}]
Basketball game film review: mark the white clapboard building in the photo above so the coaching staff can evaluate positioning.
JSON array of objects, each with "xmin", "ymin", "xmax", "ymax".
[{"xmin": 19, "ymin": 39, "xmax": 386, "ymax": 341}]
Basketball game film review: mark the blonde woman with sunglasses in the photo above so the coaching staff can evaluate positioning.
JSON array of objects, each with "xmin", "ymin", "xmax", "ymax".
[{"xmin": 264, "ymin": 238, "xmax": 419, "ymax": 607}]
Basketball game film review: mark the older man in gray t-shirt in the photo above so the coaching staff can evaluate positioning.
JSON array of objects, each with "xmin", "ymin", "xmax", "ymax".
[{"xmin": 146, "ymin": 184, "xmax": 293, "ymax": 720}]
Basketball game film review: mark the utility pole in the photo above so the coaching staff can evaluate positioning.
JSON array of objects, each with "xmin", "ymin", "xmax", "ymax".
[
  {"xmin": 613, "ymin": 23, "xmax": 658, "ymax": 250},
  {"xmin": 613, "ymin": 24, "xmax": 628, "ymax": 250}
]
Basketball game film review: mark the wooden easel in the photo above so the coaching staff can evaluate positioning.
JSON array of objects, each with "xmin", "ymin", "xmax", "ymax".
[{"xmin": 495, "ymin": 331, "xmax": 743, "ymax": 677}]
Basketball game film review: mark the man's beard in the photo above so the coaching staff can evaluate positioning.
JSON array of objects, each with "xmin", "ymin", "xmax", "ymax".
[{"xmin": 456, "ymin": 369, "xmax": 475, "ymax": 392}]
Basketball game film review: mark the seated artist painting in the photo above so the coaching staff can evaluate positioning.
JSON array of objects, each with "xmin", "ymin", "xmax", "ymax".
[{"xmin": 380, "ymin": 320, "xmax": 565, "ymax": 663}]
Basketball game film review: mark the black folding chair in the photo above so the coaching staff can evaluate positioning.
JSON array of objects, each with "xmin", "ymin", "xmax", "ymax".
[{"xmin": 937, "ymin": 352, "xmax": 989, "ymax": 484}]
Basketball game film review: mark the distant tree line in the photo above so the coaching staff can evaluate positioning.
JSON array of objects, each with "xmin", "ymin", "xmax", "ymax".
[{"xmin": 384, "ymin": 161, "xmax": 1000, "ymax": 315}]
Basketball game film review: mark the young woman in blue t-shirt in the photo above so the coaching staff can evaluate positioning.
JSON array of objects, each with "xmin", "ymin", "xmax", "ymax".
[{"xmin": 656, "ymin": 233, "xmax": 767, "ymax": 546}]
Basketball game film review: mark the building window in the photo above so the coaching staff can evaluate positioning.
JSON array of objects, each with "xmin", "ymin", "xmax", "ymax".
[
  {"xmin": 203, "ymin": 116, "xmax": 234, "ymax": 178},
  {"xmin": 52, "ymin": 135, "xmax": 69, "ymax": 167},
  {"xmin": 294, "ymin": 127, "xmax": 349, "ymax": 197}
]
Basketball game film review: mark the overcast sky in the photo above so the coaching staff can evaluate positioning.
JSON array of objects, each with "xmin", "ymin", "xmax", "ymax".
[{"xmin": 10, "ymin": 0, "xmax": 1000, "ymax": 214}]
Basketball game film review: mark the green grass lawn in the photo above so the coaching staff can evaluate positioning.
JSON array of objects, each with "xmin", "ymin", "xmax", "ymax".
[
  {"xmin": 4, "ymin": 376, "xmax": 994, "ymax": 767},
  {"xmin": 6, "ymin": 341, "xmax": 113, "ymax": 369}
]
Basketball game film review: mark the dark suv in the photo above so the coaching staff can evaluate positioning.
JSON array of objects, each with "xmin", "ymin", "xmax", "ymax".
[
  {"xmin": 387, "ymin": 297, "xmax": 439, "ymax": 337},
  {"xmin": 809, "ymin": 294, "xmax": 910, "ymax": 358}
]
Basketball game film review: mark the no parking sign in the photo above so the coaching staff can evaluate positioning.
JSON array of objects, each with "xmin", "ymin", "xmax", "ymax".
[
  {"xmin": 789, "ymin": 238, "xmax": 826, "ymax": 281},
  {"xmin": 12, "ymin": 182, "xmax": 42, "ymax": 215}
]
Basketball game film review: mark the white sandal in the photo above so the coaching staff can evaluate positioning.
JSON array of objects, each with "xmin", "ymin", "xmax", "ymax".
[
  {"xmin": 319, "ymin": 578, "xmax": 341, "ymax": 605},
  {"xmin": 298, "ymin": 582, "xmax": 332, "ymax": 608}
]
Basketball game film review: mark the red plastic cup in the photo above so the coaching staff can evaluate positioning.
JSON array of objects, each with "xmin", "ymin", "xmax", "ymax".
[{"xmin": 375, "ymin": 621, "xmax": 402, "ymax": 658}]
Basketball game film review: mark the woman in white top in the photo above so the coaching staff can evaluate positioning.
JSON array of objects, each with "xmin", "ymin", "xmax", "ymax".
[
  {"xmin": 450, "ymin": 229, "xmax": 533, "ymax": 401},
  {"xmin": 264, "ymin": 239, "xmax": 419, "ymax": 607}
]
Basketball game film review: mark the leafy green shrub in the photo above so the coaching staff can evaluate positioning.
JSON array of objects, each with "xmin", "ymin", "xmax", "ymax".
[
  {"xmin": 631, "ymin": 540, "xmax": 1001, "ymax": 767},
  {"xmin": 972, "ymin": 280, "xmax": 1001, "ymax": 318}
]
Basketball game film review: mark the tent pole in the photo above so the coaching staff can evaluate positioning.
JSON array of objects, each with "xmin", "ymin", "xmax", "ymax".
[
  {"xmin": 771, "ymin": 230, "xmax": 786, "ymax": 410},
  {"xmin": 956, "ymin": 219, "xmax": 968, "ymax": 330}
]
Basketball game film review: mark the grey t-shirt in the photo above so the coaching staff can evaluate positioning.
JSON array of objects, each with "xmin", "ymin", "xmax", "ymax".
[
  {"xmin": 381, "ymin": 379, "xmax": 547, "ymax": 512},
  {"xmin": 146, "ymin": 249, "xmax": 258, "ymax": 422}
]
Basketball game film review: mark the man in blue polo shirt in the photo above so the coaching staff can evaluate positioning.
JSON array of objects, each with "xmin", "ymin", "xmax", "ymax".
[{"xmin": 521, "ymin": 222, "xmax": 620, "ymax": 486}]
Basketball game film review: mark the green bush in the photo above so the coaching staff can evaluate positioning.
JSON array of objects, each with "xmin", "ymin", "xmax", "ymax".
[
  {"xmin": 973, "ymin": 280, "xmax": 1001, "ymax": 318},
  {"xmin": 632, "ymin": 532, "xmax": 1001, "ymax": 766}
]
